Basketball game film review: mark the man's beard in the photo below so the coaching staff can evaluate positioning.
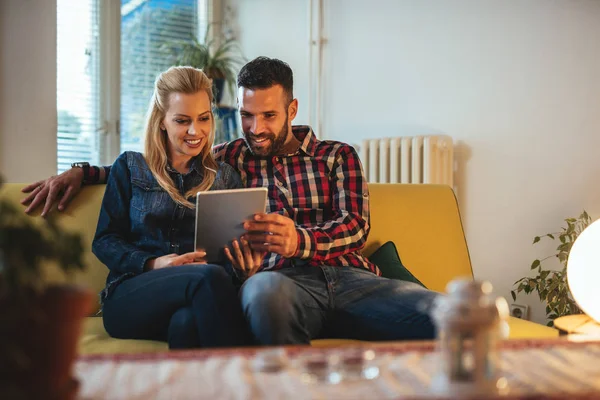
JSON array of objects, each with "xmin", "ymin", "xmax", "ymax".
[{"xmin": 244, "ymin": 116, "xmax": 289, "ymax": 157}]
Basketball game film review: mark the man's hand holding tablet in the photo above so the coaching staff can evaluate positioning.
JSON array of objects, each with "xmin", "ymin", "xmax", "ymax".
[{"xmin": 242, "ymin": 213, "xmax": 299, "ymax": 258}]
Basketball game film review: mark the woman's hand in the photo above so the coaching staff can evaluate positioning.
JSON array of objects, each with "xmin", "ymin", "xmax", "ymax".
[
  {"xmin": 224, "ymin": 238, "xmax": 264, "ymax": 278},
  {"xmin": 144, "ymin": 251, "xmax": 207, "ymax": 271}
]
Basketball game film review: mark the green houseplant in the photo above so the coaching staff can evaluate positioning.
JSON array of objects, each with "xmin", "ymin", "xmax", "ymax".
[
  {"xmin": 511, "ymin": 211, "xmax": 592, "ymax": 326},
  {"xmin": 0, "ymin": 176, "xmax": 92, "ymax": 399},
  {"xmin": 164, "ymin": 24, "xmax": 245, "ymax": 104}
]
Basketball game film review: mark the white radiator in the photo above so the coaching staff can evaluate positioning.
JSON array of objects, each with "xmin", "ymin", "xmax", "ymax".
[{"xmin": 359, "ymin": 135, "xmax": 454, "ymax": 186}]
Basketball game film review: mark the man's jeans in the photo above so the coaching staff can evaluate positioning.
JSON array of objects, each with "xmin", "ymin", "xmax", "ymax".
[
  {"xmin": 240, "ymin": 266, "xmax": 439, "ymax": 345},
  {"xmin": 102, "ymin": 264, "xmax": 250, "ymax": 349}
]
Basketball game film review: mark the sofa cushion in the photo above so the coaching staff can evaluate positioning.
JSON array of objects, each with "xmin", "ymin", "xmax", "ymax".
[
  {"xmin": 369, "ymin": 241, "xmax": 425, "ymax": 287},
  {"xmin": 79, "ymin": 316, "xmax": 371, "ymax": 354},
  {"xmin": 77, "ymin": 315, "xmax": 558, "ymax": 356},
  {"xmin": 79, "ymin": 317, "xmax": 167, "ymax": 355}
]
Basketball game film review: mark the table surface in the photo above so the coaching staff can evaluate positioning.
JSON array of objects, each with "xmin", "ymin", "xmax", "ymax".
[{"xmin": 74, "ymin": 338, "xmax": 600, "ymax": 400}]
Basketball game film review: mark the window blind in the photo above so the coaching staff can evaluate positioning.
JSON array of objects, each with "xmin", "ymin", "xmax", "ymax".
[{"xmin": 56, "ymin": 0, "xmax": 101, "ymax": 173}]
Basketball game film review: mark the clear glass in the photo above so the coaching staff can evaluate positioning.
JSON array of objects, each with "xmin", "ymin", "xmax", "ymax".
[
  {"xmin": 328, "ymin": 348, "xmax": 380, "ymax": 383},
  {"xmin": 295, "ymin": 352, "xmax": 331, "ymax": 384},
  {"xmin": 295, "ymin": 349, "xmax": 380, "ymax": 385},
  {"xmin": 252, "ymin": 348, "xmax": 288, "ymax": 373}
]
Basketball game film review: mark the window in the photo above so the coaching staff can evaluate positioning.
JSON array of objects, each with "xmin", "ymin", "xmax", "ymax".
[
  {"xmin": 120, "ymin": 0, "xmax": 200, "ymax": 153},
  {"xmin": 56, "ymin": 0, "xmax": 101, "ymax": 173},
  {"xmin": 57, "ymin": 0, "xmax": 209, "ymax": 173}
]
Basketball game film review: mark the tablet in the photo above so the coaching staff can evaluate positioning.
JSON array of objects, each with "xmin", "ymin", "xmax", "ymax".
[{"xmin": 194, "ymin": 187, "xmax": 268, "ymax": 263}]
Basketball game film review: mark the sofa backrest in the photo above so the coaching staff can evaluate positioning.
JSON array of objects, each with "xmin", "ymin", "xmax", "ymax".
[
  {"xmin": 0, "ymin": 183, "xmax": 473, "ymax": 311},
  {"xmin": 366, "ymin": 184, "xmax": 473, "ymax": 291},
  {"xmin": 1, "ymin": 184, "xmax": 107, "ymax": 312}
]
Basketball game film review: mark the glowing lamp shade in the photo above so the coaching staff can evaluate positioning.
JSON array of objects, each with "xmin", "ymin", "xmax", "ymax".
[{"xmin": 567, "ymin": 219, "xmax": 600, "ymax": 323}]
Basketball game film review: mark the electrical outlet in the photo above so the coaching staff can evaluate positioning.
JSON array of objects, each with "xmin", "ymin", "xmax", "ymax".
[{"xmin": 510, "ymin": 303, "xmax": 529, "ymax": 320}]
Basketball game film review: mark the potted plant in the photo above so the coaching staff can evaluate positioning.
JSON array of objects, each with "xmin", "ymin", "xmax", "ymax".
[
  {"xmin": 164, "ymin": 24, "xmax": 245, "ymax": 105},
  {"xmin": 0, "ymin": 176, "xmax": 92, "ymax": 399},
  {"xmin": 511, "ymin": 211, "xmax": 592, "ymax": 326}
]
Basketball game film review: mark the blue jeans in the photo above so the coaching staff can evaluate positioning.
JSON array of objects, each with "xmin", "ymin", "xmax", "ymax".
[
  {"xmin": 102, "ymin": 264, "xmax": 250, "ymax": 349},
  {"xmin": 240, "ymin": 266, "xmax": 439, "ymax": 345}
]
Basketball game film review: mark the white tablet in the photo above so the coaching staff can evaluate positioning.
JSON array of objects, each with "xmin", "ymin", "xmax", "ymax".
[{"xmin": 194, "ymin": 187, "xmax": 268, "ymax": 263}]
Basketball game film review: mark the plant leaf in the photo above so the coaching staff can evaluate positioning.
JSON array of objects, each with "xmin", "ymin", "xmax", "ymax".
[{"xmin": 531, "ymin": 259, "xmax": 541, "ymax": 270}]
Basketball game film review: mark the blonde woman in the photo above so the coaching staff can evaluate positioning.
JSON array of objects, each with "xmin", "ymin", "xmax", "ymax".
[{"xmin": 92, "ymin": 67, "xmax": 253, "ymax": 349}]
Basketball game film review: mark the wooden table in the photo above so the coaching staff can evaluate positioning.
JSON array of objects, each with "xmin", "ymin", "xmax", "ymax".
[{"xmin": 74, "ymin": 338, "xmax": 600, "ymax": 399}]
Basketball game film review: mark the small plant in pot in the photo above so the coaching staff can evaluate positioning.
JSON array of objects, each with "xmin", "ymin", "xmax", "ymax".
[
  {"xmin": 0, "ymin": 176, "xmax": 93, "ymax": 399},
  {"xmin": 511, "ymin": 211, "xmax": 592, "ymax": 327}
]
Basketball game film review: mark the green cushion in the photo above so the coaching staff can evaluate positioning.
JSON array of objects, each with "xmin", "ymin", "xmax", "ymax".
[{"xmin": 369, "ymin": 241, "xmax": 426, "ymax": 287}]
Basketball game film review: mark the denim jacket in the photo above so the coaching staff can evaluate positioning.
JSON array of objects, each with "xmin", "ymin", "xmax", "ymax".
[{"xmin": 92, "ymin": 151, "xmax": 242, "ymax": 303}]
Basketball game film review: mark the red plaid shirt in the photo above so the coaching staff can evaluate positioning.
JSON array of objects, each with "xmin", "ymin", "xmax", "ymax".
[{"xmin": 213, "ymin": 126, "xmax": 379, "ymax": 275}]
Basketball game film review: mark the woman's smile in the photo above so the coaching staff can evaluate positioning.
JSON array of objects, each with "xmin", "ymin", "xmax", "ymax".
[{"xmin": 184, "ymin": 138, "xmax": 203, "ymax": 148}]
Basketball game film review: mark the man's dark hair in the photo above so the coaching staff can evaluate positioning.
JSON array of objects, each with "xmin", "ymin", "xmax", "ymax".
[{"xmin": 237, "ymin": 57, "xmax": 294, "ymax": 105}]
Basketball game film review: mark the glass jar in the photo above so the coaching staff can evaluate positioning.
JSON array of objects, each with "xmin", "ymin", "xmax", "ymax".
[{"xmin": 430, "ymin": 279, "xmax": 509, "ymax": 397}]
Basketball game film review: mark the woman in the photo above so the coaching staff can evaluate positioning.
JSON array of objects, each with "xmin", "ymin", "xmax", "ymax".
[{"xmin": 93, "ymin": 66, "xmax": 256, "ymax": 349}]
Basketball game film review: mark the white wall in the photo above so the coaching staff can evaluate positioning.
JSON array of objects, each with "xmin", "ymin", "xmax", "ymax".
[
  {"xmin": 227, "ymin": 0, "xmax": 311, "ymax": 124},
  {"xmin": 232, "ymin": 0, "xmax": 600, "ymax": 323},
  {"xmin": 0, "ymin": 0, "xmax": 58, "ymax": 182}
]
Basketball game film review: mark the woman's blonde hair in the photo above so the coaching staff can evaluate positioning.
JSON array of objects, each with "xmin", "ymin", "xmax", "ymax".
[{"xmin": 144, "ymin": 66, "xmax": 219, "ymax": 209}]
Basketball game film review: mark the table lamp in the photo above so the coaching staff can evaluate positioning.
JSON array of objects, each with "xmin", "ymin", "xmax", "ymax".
[{"xmin": 567, "ymin": 218, "xmax": 600, "ymax": 327}]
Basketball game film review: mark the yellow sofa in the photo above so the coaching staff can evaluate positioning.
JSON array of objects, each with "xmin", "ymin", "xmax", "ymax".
[{"xmin": 0, "ymin": 183, "xmax": 557, "ymax": 354}]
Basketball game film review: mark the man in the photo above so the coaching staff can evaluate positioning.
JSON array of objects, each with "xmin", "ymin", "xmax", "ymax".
[{"xmin": 22, "ymin": 57, "xmax": 438, "ymax": 344}]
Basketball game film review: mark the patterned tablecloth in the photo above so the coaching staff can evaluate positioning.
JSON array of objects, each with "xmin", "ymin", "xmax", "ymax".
[{"xmin": 74, "ymin": 337, "xmax": 600, "ymax": 400}]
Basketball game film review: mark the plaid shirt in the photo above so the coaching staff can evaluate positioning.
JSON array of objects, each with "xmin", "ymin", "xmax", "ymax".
[{"xmin": 213, "ymin": 126, "xmax": 379, "ymax": 275}]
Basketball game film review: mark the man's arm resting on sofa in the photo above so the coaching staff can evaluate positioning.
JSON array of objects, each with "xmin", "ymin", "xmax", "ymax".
[{"xmin": 21, "ymin": 165, "xmax": 111, "ymax": 216}]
